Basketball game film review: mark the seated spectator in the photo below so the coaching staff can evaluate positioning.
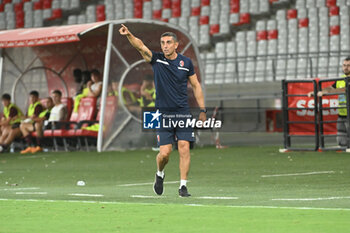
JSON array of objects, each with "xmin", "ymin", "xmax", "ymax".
[
  {"xmin": 20, "ymin": 97, "xmax": 54, "ymax": 154},
  {"xmin": 87, "ymin": 69, "xmax": 102, "ymax": 97},
  {"xmin": 0, "ymin": 94, "xmax": 23, "ymax": 152},
  {"xmin": 110, "ymin": 81, "xmax": 138, "ymax": 106},
  {"xmin": 76, "ymin": 70, "xmax": 91, "ymax": 96},
  {"xmin": 138, "ymin": 74, "xmax": 156, "ymax": 107},
  {"xmin": 73, "ymin": 70, "xmax": 101, "ymax": 112}
]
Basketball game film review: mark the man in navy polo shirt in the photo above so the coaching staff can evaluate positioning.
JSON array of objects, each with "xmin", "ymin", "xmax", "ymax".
[{"xmin": 120, "ymin": 24, "xmax": 206, "ymax": 197}]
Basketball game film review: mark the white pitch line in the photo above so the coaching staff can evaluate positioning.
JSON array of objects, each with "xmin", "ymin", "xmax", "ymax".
[
  {"xmin": 272, "ymin": 196, "xmax": 350, "ymax": 201},
  {"xmin": 118, "ymin": 181, "xmax": 182, "ymax": 187},
  {"xmin": 195, "ymin": 196, "xmax": 239, "ymax": 200},
  {"xmin": 15, "ymin": 192, "xmax": 47, "ymax": 195},
  {"xmin": 131, "ymin": 195, "xmax": 165, "ymax": 199},
  {"xmin": 68, "ymin": 193, "xmax": 104, "ymax": 197},
  {"xmin": 1, "ymin": 187, "xmax": 40, "ymax": 191},
  {"xmin": 0, "ymin": 198, "xmax": 350, "ymax": 211},
  {"xmin": 261, "ymin": 171, "xmax": 335, "ymax": 178}
]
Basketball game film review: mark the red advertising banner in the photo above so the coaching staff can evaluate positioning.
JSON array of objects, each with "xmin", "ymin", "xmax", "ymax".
[{"xmin": 287, "ymin": 80, "xmax": 338, "ymax": 135}]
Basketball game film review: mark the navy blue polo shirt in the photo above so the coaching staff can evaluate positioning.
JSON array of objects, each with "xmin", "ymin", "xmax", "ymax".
[{"xmin": 150, "ymin": 51, "xmax": 195, "ymax": 112}]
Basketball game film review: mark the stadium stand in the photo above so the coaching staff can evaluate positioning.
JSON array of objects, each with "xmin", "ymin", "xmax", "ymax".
[{"xmin": 1, "ymin": 0, "xmax": 348, "ymax": 84}]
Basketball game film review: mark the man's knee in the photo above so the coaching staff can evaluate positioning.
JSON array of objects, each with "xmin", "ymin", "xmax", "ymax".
[
  {"xmin": 178, "ymin": 140, "xmax": 189, "ymax": 150},
  {"xmin": 159, "ymin": 145, "xmax": 172, "ymax": 159}
]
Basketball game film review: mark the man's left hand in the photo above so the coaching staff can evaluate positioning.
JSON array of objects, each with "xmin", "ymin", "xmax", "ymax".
[{"xmin": 199, "ymin": 112, "xmax": 206, "ymax": 122}]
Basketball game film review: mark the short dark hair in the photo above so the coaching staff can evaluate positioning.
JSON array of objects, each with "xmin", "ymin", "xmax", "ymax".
[
  {"xmin": 91, "ymin": 69, "xmax": 100, "ymax": 76},
  {"xmin": 161, "ymin": 32, "xmax": 178, "ymax": 42},
  {"xmin": 52, "ymin": 89, "xmax": 62, "ymax": 97},
  {"xmin": 1, "ymin": 93, "xmax": 11, "ymax": 101},
  {"xmin": 73, "ymin": 68, "xmax": 82, "ymax": 83},
  {"xmin": 29, "ymin": 90, "xmax": 39, "ymax": 98},
  {"xmin": 344, "ymin": 56, "xmax": 350, "ymax": 61},
  {"xmin": 82, "ymin": 71, "xmax": 91, "ymax": 84}
]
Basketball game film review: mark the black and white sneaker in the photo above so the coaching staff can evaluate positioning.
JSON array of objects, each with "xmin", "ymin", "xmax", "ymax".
[
  {"xmin": 153, "ymin": 174, "xmax": 164, "ymax": 195},
  {"xmin": 178, "ymin": 185, "xmax": 191, "ymax": 197}
]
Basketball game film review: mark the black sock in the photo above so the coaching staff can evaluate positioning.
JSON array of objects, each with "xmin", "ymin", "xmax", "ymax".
[
  {"xmin": 36, "ymin": 137, "xmax": 42, "ymax": 147},
  {"xmin": 25, "ymin": 135, "xmax": 33, "ymax": 147}
]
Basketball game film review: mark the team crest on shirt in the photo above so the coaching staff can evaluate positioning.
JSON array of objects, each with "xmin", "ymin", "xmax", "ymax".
[{"xmin": 179, "ymin": 60, "xmax": 184, "ymax": 67}]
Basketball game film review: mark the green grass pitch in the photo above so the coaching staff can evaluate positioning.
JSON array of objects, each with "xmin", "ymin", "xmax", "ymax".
[{"xmin": 0, "ymin": 146, "xmax": 350, "ymax": 233}]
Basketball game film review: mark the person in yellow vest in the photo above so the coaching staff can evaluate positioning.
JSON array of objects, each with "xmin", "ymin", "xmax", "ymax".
[
  {"xmin": 73, "ymin": 71, "xmax": 91, "ymax": 113},
  {"xmin": 308, "ymin": 56, "xmax": 350, "ymax": 146},
  {"xmin": 138, "ymin": 74, "xmax": 156, "ymax": 107},
  {"xmin": 110, "ymin": 81, "xmax": 138, "ymax": 106},
  {"xmin": 20, "ymin": 97, "xmax": 54, "ymax": 154},
  {"xmin": 0, "ymin": 94, "xmax": 23, "ymax": 152}
]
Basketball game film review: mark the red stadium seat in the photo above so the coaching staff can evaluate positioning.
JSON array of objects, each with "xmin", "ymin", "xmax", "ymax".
[
  {"xmin": 257, "ymin": 30, "xmax": 268, "ymax": 40},
  {"xmin": 96, "ymin": 5, "xmax": 106, "ymax": 22},
  {"xmin": 153, "ymin": 9, "xmax": 162, "ymax": 19},
  {"xmin": 43, "ymin": 0, "xmax": 52, "ymax": 9},
  {"xmin": 201, "ymin": 0, "xmax": 210, "ymax": 6},
  {"xmin": 191, "ymin": 6, "xmax": 200, "ymax": 16},
  {"xmin": 287, "ymin": 9, "xmax": 297, "ymax": 19},
  {"xmin": 210, "ymin": 24, "xmax": 220, "ymax": 35},
  {"xmin": 172, "ymin": 7, "xmax": 181, "ymax": 17},
  {"xmin": 14, "ymin": 2, "xmax": 23, "ymax": 12},
  {"xmin": 16, "ymin": 10, "xmax": 24, "ymax": 28},
  {"xmin": 74, "ymin": 96, "xmax": 118, "ymax": 150},
  {"xmin": 49, "ymin": 8, "xmax": 62, "ymax": 20},
  {"xmin": 171, "ymin": 0, "xmax": 181, "ymax": 8},
  {"xmin": 161, "ymin": 18, "xmax": 169, "ymax": 22},
  {"xmin": 134, "ymin": 0, "xmax": 143, "ymax": 18},
  {"xmin": 33, "ymin": 1, "xmax": 42, "ymax": 10},
  {"xmin": 330, "ymin": 25, "xmax": 340, "ymax": 36},
  {"xmin": 329, "ymin": 6, "xmax": 339, "ymax": 16},
  {"xmin": 96, "ymin": 4, "xmax": 105, "ymax": 14},
  {"xmin": 162, "ymin": 0, "xmax": 171, "ymax": 9},
  {"xmin": 52, "ymin": 97, "xmax": 97, "ymax": 151},
  {"xmin": 267, "ymin": 29, "xmax": 278, "ymax": 40},
  {"xmin": 0, "ymin": 4, "xmax": 4, "ymax": 12},
  {"xmin": 234, "ymin": 13, "xmax": 250, "ymax": 25},
  {"xmin": 326, "ymin": 0, "xmax": 337, "ymax": 7},
  {"xmin": 200, "ymin": 15, "xmax": 209, "ymax": 25},
  {"xmin": 230, "ymin": 0, "xmax": 239, "ymax": 13},
  {"xmin": 298, "ymin": 18, "xmax": 309, "ymax": 28},
  {"xmin": 61, "ymin": 97, "xmax": 73, "ymax": 120},
  {"xmin": 3, "ymin": 0, "xmax": 12, "ymax": 4}
]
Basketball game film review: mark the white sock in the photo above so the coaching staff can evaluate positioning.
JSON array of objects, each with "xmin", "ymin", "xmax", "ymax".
[
  {"xmin": 180, "ymin": 179, "xmax": 187, "ymax": 188},
  {"xmin": 156, "ymin": 170, "xmax": 164, "ymax": 178}
]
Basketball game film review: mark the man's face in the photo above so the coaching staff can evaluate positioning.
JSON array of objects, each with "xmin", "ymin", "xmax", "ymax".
[
  {"xmin": 160, "ymin": 36, "xmax": 178, "ymax": 57},
  {"xmin": 1, "ymin": 99, "xmax": 9, "ymax": 107},
  {"xmin": 29, "ymin": 94, "xmax": 37, "ymax": 104},
  {"xmin": 45, "ymin": 98, "xmax": 54, "ymax": 109},
  {"xmin": 343, "ymin": 60, "xmax": 350, "ymax": 76},
  {"xmin": 52, "ymin": 93, "xmax": 60, "ymax": 105}
]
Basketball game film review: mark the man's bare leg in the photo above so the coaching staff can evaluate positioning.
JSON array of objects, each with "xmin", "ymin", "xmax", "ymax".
[
  {"xmin": 4, "ymin": 128, "xmax": 21, "ymax": 146},
  {"xmin": 177, "ymin": 140, "xmax": 191, "ymax": 197},
  {"xmin": 178, "ymin": 140, "xmax": 191, "ymax": 180}
]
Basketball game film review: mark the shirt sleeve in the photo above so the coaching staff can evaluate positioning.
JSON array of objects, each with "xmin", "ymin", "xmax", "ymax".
[
  {"xmin": 150, "ymin": 51, "xmax": 159, "ymax": 65},
  {"xmin": 332, "ymin": 82, "xmax": 336, "ymax": 88},
  {"xmin": 188, "ymin": 59, "xmax": 195, "ymax": 77},
  {"xmin": 9, "ymin": 107, "xmax": 18, "ymax": 118},
  {"xmin": 33, "ymin": 105, "xmax": 43, "ymax": 117}
]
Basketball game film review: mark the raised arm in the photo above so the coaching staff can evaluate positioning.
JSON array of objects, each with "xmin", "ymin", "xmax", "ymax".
[{"xmin": 119, "ymin": 24, "xmax": 153, "ymax": 63}]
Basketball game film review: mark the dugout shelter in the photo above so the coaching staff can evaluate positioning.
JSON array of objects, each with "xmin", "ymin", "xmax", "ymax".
[{"xmin": 0, "ymin": 19, "xmax": 204, "ymax": 152}]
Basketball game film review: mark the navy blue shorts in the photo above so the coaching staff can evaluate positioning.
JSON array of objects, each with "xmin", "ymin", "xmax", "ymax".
[
  {"xmin": 156, "ymin": 112, "xmax": 195, "ymax": 146},
  {"xmin": 156, "ymin": 127, "xmax": 195, "ymax": 146}
]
